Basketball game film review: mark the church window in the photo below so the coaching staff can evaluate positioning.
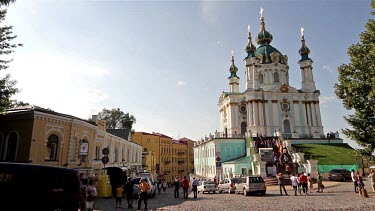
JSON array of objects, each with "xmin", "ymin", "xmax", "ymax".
[
  {"xmin": 274, "ymin": 72, "xmax": 280, "ymax": 82},
  {"xmin": 46, "ymin": 134, "xmax": 59, "ymax": 161},
  {"xmin": 283, "ymin": 119, "xmax": 291, "ymax": 133},
  {"xmin": 225, "ymin": 146, "xmax": 231, "ymax": 157},
  {"xmin": 241, "ymin": 122, "xmax": 247, "ymax": 135},
  {"xmin": 259, "ymin": 73, "xmax": 264, "ymax": 84}
]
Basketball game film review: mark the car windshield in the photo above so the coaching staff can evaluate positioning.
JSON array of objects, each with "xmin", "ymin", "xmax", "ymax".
[
  {"xmin": 230, "ymin": 178, "xmax": 240, "ymax": 183},
  {"xmin": 132, "ymin": 178, "xmax": 141, "ymax": 184},
  {"xmin": 250, "ymin": 177, "xmax": 264, "ymax": 183}
]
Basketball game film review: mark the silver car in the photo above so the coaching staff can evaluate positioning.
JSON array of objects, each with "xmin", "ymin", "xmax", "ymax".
[
  {"xmin": 218, "ymin": 178, "xmax": 240, "ymax": 194},
  {"xmin": 197, "ymin": 181, "xmax": 218, "ymax": 194},
  {"xmin": 131, "ymin": 177, "xmax": 156, "ymax": 198}
]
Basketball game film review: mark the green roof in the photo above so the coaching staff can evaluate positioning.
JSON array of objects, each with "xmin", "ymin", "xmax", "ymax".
[{"xmin": 255, "ymin": 45, "xmax": 285, "ymax": 64}]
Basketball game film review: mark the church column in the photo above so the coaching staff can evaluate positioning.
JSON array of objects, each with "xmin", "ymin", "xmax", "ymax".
[
  {"xmin": 293, "ymin": 101, "xmax": 300, "ymax": 130},
  {"xmin": 316, "ymin": 102, "xmax": 323, "ymax": 127},
  {"xmin": 253, "ymin": 101, "xmax": 259, "ymax": 126},
  {"xmin": 306, "ymin": 102, "xmax": 312, "ymax": 134},
  {"xmin": 259, "ymin": 100, "xmax": 264, "ymax": 126},
  {"xmin": 248, "ymin": 101, "xmax": 253, "ymax": 126},
  {"xmin": 311, "ymin": 102, "xmax": 317, "ymax": 127},
  {"xmin": 272, "ymin": 100, "xmax": 279, "ymax": 130},
  {"xmin": 302, "ymin": 102, "xmax": 308, "ymax": 132}
]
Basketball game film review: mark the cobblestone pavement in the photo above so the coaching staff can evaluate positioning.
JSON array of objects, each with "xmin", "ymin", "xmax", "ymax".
[{"xmin": 94, "ymin": 181, "xmax": 375, "ymax": 211}]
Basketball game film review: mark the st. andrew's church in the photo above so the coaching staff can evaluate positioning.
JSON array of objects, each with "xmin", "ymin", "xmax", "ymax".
[{"xmin": 193, "ymin": 9, "xmax": 342, "ymax": 180}]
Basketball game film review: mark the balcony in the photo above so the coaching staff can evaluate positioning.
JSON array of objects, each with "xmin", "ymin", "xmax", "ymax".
[
  {"xmin": 178, "ymin": 152, "xmax": 185, "ymax": 156},
  {"xmin": 164, "ymin": 160, "xmax": 171, "ymax": 164},
  {"xmin": 178, "ymin": 161, "xmax": 185, "ymax": 165}
]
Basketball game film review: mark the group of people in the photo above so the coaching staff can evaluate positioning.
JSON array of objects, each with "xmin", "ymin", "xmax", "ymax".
[
  {"xmin": 171, "ymin": 176, "xmax": 201, "ymax": 199},
  {"xmin": 277, "ymin": 172, "xmax": 324, "ymax": 196},
  {"xmin": 79, "ymin": 178, "xmax": 98, "ymax": 211}
]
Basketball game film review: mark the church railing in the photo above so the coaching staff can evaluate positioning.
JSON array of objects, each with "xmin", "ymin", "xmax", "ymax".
[{"xmin": 219, "ymin": 133, "xmax": 246, "ymax": 138}]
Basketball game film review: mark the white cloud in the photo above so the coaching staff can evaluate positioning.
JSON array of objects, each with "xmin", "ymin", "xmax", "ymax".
[
  {"xmin": 322, "ymin": 65, "xmax": 334, "ymax": 73},
  {"xmin": 177, "ymin": 80, "xmax": 186, "ymax": 86},
  {"xmin": 9, "ymin": 52, "xmax": 110, "ymax": 119},
  {"xmin": 320, "ymin": 96, "xmax": 336, "ymax": 104}
]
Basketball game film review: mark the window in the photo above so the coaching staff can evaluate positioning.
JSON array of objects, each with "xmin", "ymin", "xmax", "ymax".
[
  {"xmin": 46, "ymin": 134, "xmax": 59, "ymax": 161},
  {"xmin": 283, "ymin": 119, "xmax": 291, "ymax": 133},
  {"xmin": 241, "ymin": 168, "xmax": 247, "ymax": 176},
  {"xmin": 259, "ymin": 73, "xmax": 264, "ymax": 84},
  {"xmin": 70, "ymin": 137, "xmax": 77, "ymax": 160},
  {"xmin": 2, "ymin": 132, "xmax": 18, "ymax": 162},
  {"xmin": 114, "ymin": 147, "xmax": 118, "ymax": 162},
  {"xmin": 274, "ymin": 72, "xmax": 280, "ymax": 82},
  {"xmin": 241, "ymin": 122, "xmax": 247, "ymax": 135},
  {"xmin": 95, "ymin": 146, "xmax": 100, "ymax": 160}
]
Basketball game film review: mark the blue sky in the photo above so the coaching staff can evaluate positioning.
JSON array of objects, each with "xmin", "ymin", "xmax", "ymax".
[{"xmin": 3, "ymin": 0, "xmax": 373, "ymax": 148}]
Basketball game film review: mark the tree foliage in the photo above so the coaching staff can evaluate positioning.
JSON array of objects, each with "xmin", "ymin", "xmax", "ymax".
[
  {"xmin": 0, "ymin": 0, "xmax": 21, "ymax": 113},
  {"xmin": 97, "ymin": 108, "xmax": 136, "ymax": 129},
  {"xmin": 334, "ymin": 1, "xmax": 375, "ymax": 152}
]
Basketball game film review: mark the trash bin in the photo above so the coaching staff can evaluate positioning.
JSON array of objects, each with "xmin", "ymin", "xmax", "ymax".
[{"xmin": 97, "ymin": 175, "xmax": 112, "ymax": 197}]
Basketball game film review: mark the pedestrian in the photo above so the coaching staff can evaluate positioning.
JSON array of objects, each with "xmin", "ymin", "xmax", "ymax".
[
  {"xmin": 115, "ymin": 184, "xmax": 124, "ymax": 208},
  {"xmin": 299, "ymin": 172, "xmax": 308, "ymax": 195},
  {"xmin": 351, "ymin": 169, "xmax": 358, "ymax": 193},
  {"xmin": 317, "ymin": 172, "xmax": 324, "ymax": 193},
  {"xmin": 162, "ymin": 180, "xmax": 167, "ymax": 193},
  {"xmin": 124, "ymin": 177, "xmax": 134, "ymax": 208},
  {"xmin": 80, "ymin": 179, "xmax": 88, "ymax": 211},
  {"xmin": 86, "ymin": 179, "xmax": 97, "ymax": 211},
  {"xmin": 290, "ymin": 173, "xmax": 298, "ymax": 196},
  {"xmin": 276, "ymin": 172, "xmax": 288, "ymax": 196},
  {"xmin": 192, "ymin": 177, "xmax": 199, "ymax": 198},
  {"xmin": 307, "ymin": 173, "xmax": 313, "ymax": 193},
  {"xmin": 296, "ymin": 173, "xmax": 302, "ymax": 195},
  {"xmin": 356, "ymin": 171, "xmax": 364, "ymax": 189},
  {"xmin": 368, "ymin": 169, "xmax": 375, "ymax": 192},
  {"xmin": 157, "ymin": 181, "xmax": 162, "ymax": 194},
  {"xmin": 181, "ymin": 176, "xmax": 189, "ymax": 199},
  {"xmin": 173, "ymin": 177, "xmax": 181, "ymax": 198},
  {"xmin": 137, "ymin": 178, "xmax": 150, "ymax": 211}
]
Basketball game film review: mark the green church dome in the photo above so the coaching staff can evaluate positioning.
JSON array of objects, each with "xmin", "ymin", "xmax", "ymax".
[
  {"xmin": 256, "ymin": 17, "xmax": 273, "ymax": 45},
  {"xmin": 228, "ymin": 55, "xmax": 239, "ymax": 79},
  {"xmin": 255, "ymin": 44, "xmax": 285, "ymax": 64},
  {"xmin": 245, "ymin": 31, "xmax": 257, "ymax": 59},
  {"xmin": 299, "ymin": 35, "xmax": 311, "ymax": 62}
]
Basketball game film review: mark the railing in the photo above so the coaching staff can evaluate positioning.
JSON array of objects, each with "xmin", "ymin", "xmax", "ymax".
[
  {"xmin": 178, "ymin": 161, "xmax": 185, "ymax": 164},
  {"xmin": 178, "ymin": 152, "xmax": 185, "ymax": 155},
  {"xmin": 164, "ymin": 160, "xmax": 171, "ymax": 164}
]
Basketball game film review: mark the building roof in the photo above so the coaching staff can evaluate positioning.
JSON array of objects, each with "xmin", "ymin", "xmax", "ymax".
[
  {"xmin": 106, "ymin": 129, "xmax": 131, "ymax": 140},
  {"xmin": 5, "ymin": 105, "xmax": 96, "ymax": 126}
]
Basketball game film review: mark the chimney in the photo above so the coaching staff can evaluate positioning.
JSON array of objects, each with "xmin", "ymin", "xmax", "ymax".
[{"xmin": 91, "ymin": 115, "xmax": 98, "ymax": 123}]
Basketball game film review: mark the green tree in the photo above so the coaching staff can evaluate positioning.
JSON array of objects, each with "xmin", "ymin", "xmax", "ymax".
[
  {"xmin": 0, "ymin": 0, "xmax": 22, "ymax": 113},
  {"xmin": 97, "ymin": 108, "xmax": 136, "ymax": 129},
  {"xmin": 334, "ymin": 0, "xmax": 375, "ymax": 152}
]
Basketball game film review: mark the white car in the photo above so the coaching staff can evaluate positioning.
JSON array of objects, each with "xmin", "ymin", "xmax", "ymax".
[
  {"xmin": 197, "ymin": 181, "xmax": 218, "ymax": 194},
  {"xmin": 218, "ymin": 178, "xmax": 240, "ymax": 194}
]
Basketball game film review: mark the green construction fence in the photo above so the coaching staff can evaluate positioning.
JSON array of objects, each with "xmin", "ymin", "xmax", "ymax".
[{"xmin": 318, "ymin": 164, "xmax": 358, "ymax": 173}]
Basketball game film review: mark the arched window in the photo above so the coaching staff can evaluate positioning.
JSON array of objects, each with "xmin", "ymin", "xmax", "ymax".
[
  {"xmin": 5, "ymin": 132, "xmax": 18, "ymax": 162},
  {"xmin": 114, "ymin": 147, "xmax": 118, "ymax": 162},
  {"xmin": 47, "ymin": 134, "xmax": 59, "ymax": 161},
  {"xmin": 241, "ymin": 122, "xmax": 247, "ymax": 135},
  {"xmin": 283, "ymin": 119, "xmax": 291, "ymax": 133},
  {"xmin": 70, "ymin": 137, "xmax": 77, "ymax": 160},
  {"xmin": 259, "ymin": 73, "xmax": 264, "ymax": 84},
  {"xmin": 274, "ymin": 72, "xmax": 280, "ymax": 82}
]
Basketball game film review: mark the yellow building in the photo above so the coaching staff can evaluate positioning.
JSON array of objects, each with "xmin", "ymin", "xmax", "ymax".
[
  {"xmin": 132, "ymin": 131, "xmax": 195, "ymax": 182},
  {"xmin": 0, "ymin": 106, "xmax": 142, "ymax": 177}
]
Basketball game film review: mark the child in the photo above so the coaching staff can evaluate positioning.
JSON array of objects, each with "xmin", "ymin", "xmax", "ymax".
[{"xmin": 116, "ymin": 184, "xmax": 124, "ymax": 208}]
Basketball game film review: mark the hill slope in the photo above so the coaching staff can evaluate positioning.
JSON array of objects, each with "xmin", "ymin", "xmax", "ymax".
[{"xmin": 292, "ymin": 143, "xmax": 356, "ymax": 165}]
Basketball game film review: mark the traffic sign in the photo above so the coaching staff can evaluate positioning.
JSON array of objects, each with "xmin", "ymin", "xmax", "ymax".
[
  {"xmin": 216, "ymin": 157, "xmax": 221, "ymax": 162},
  {"xmin": 102, "ymin": 148, "xmax": 110, "ymax": 155},
  {"xmin": 101, "ymin": 156, "xmax": 109, "ymax": 164},
  {"xmin": 216, "ymin": 162, "xmax": 222, "ymax": 168}
]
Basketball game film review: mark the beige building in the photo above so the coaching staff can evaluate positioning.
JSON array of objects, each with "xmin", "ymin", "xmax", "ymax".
[
  {"xmin": 0, "ymin": 106, "xmax": 142, "ymax": 177},
  {"xmin": 132, "ymin": 131, "xmax": 195, "ymax": 182}
]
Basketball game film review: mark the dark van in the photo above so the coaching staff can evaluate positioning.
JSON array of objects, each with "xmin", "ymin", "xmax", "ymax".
[{"xmin": 0, "ymin": 162, "xmax": 81, "ymax": 211}]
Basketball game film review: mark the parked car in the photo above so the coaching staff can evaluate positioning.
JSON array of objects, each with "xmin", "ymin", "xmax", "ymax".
[
  {"xmin": 328, "ymin": 169, "xmax": 352, "ymax": 181},
  {"xmin": 136, "ymin": 171, "xmax": 156, "ymax": 185},
  {"xmin": 218, "ymin": 178, "xmax": 240, "ymax": 194},
  {"xmin": 197, "ymin": 180, "xmax": 218, "ymax": 194},
  {"xmin": 234, "ymin": 176, "xmax": 266, "ymax": 196},
  {"xmin": 132, "ymin": 177, "xmax": 156, "ymax": 198}
]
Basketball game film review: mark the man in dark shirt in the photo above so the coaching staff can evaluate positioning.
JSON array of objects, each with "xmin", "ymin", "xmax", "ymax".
[
  {"xmin": 181, "ymin": 176, "xmax": 189, "ymax": 199},
  {"xmin": 124, "ymin": 177, "xmax": 134, "ymax": 208}
]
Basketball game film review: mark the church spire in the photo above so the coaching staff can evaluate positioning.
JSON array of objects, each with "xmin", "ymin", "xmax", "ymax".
[
  {"xmin": 228, "ymin": 50, "xmax": 239, "ymax": 79},
  {"xmin": 299, "ymin": 27, "xmax": 311, "ymax": 62},
  {"xmin": 256, "ymin": 7, "xmax": 273, "ymax": 45},
  {"xmin": 228, "ymin": 50, "xmax": 240, "ymax": 93},
  {"xmin": 245, "ymin": 25, "xmax": 256, "ymax": 59}
]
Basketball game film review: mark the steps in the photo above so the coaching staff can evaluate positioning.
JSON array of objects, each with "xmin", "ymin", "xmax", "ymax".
[{"xmin": 264, "ymin": 176, "xmax": 290, "ymax": 186}]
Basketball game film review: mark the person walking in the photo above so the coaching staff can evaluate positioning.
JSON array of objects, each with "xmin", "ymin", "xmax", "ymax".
[
  {"xmin": 368, "ymin": 169, "xmax": 375, "ymax": 192},
  {"xmin": 115, "ymin": 184, "xmax": 124, "ymax": 208},
  {"xmin": 181, "ymin": 176, "xmax": 189, "ymax": 199},
  {"xmin": 137, "ymin": 178, "xmax": 150, "ymax": 211},
  {"xmin": 317, "ymin": 172, "xmax": 324, "ymax": 193},
  {"xmin": 351, "ymin": 169, "xmax": 358, "ymax": 193},
  {"xmin": 290, "ymin": 173, "xmax": 298, "ymax": 196},
  {"xmin": 192, "ymin": 177, "xmax": 199, "ymax": 198},
  {"xmin": 157, "ymin": 181, "xmax": 162, "ymax": 194},
  {"xmin": 80, "ymin": 179, "xmax": 88, "ymax": 211},
  {"xmin": 162, "ymin": 180, "xmax": 167, "ymax": 193},
  {"xmin": 86, "ymin": 179, "xmax": 97, "ymax": 211},
  {"xmin": 299, "ymin": 172, "xmax": 308, "ymax": 195},
  {"xmin": 307, "ymin": 173, "xmax": 313, "ymax": 193},
  {"xmin": 124, "ymin": 177, "xmax": 134, "ymax": 209},
  {"xmin": 276, "ymin": 172, "xmax": 288, "ymax": 196},
  {"xmin": 173, "ymin": 177, "xmax": 181, "ymax": 198}
]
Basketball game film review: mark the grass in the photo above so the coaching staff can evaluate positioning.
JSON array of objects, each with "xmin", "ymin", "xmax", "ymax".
[{"xmin": 292, "ymin": 143, "xmax": 357, "ymax": 165}]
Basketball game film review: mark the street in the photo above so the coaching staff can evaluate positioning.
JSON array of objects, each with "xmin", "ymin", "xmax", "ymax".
[{"xmin": 94, "ymin": 181, "xmax": 375, "ymax": 211}]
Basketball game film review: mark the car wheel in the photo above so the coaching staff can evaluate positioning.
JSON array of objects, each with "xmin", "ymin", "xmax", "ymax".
[{"xmin": 243, "ymin": 189, "xmax": 248, "ymax": 196}]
